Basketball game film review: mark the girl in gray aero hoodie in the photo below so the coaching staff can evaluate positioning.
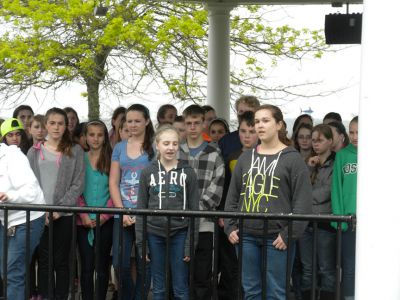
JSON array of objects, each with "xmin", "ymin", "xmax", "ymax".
[{"xmin": 136, "ymin": 125, "xmax": 199, "ymax": 300}]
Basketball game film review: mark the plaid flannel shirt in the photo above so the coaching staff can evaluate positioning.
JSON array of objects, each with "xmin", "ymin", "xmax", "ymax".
[{"xmin": 179, "ymin": 142, "xmax": 225, "ymax": 213}]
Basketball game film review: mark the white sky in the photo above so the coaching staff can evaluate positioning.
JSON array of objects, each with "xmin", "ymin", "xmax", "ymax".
[{"xmin": 0, "ymin": 4, "xmax": 363, "ymax": 125}]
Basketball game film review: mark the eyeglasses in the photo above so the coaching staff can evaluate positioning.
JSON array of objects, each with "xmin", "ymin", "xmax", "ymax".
[{"xmin": 185, "ymin": 121, "xmax": 203, "ymax": 127}]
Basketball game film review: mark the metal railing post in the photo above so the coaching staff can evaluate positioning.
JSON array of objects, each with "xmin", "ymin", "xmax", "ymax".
[
  {"xmin": 335, "ymin": 222, "xmax": 343, "ymax": 300},
  {"xmin": 2, "ymin": 209, "xmax": 8, "ymax": 299},
  {"xmin": 212, "ymin": 218, "xmax": 219, "ymax": 300},
  {"xmin": 25, "ymin": 211, "xmax": 31, "ymax": 300}
]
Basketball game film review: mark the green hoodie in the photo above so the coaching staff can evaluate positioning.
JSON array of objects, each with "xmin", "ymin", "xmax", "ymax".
[{"xmin": 331, "ymin": 143, "xmax": 357, "ymax": 231}]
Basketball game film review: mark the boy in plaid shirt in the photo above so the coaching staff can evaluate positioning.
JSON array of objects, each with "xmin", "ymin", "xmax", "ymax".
[{"xmin": 179, "ymin": 104, "xmax": 225, "ymax": 300}]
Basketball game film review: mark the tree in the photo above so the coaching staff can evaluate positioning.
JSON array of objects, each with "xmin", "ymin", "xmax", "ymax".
[{"xmin": 0, "ymin": 1, "xmax": 327, "ymax": 119}]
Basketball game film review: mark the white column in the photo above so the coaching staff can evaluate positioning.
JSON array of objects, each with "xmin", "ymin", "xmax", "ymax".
[
  {"xmin": 206, "ymin": 3, "xmax": 234, "ymax": 122},
  {"xmin": 356, "ymin": 1, "xmax": 400, "ymax": 299}
]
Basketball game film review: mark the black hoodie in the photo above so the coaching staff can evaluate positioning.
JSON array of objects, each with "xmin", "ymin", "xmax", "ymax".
[{"xmin": 136, "ymin": 160, "xmax": 200, "ymax": 256}]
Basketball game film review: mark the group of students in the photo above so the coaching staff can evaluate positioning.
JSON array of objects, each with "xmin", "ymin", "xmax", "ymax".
[{"xmin": 0, "ymin": 98, "xmax": 358, "ymax": 300}]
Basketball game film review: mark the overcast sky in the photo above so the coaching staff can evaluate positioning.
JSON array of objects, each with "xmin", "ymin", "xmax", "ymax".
[{"xmin": 0, "ymin": 4, "xmax": 363, "ymax": 124}]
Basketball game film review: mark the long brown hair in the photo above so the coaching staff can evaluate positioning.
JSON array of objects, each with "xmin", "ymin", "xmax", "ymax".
[
  {"xmin": 126, "ymin": 104, "xmax": 155, "ymax": 160},
  {"xmin": 45, "ymin": 107, "xmax": 73, "ymax": 157},
  {"xmin": 84, "ymin": 120, "xmax": 112, "ymax": 175},
  {"xmin": 255, "ymin": 104, "xmax": 291, "ymax": 146}
]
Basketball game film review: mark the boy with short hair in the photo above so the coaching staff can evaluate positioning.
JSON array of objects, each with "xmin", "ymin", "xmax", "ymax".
[
  {"xmin": 218, "ymin": 95, "xmax": 260, "ymax": 161},
  {"xmin": 179, "ymin": 104, "xmax": 225, "ymax": 300},
  {"xmin": 172, "ymin": 115, "xmax": 186, "ymax": 143},
  {"xmin": 217, "ymin": 110, "xmax": 258, "ymax": 299}
]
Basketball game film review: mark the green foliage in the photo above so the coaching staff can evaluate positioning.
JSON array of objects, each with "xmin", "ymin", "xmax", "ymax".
[{"xmin": 0, "ymin": 1, "xmax": 327, "ymax": 118}]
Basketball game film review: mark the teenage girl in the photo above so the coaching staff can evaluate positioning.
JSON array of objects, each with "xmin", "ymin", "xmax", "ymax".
[
  {"xmin": 109, "ymin": 106, "xmax": 126, "ymax": 148},
  {"xmin": 109, "ymin": 104, "xmax": 154, "ymax": 300},
  {"xmin": 331, "ymin": 116, "xmax": 358, "ymax": 300},
  {"xmin": 77, "ymin": 120, "xmax": 114, "ymax": 300},
  {"xmin": 299, "ymin": 124, "xmax": 336, "ymax": 300},
  {"xmin": 115, "ymin": 116, "xmax": 130, "ymax": 143},
  {"xmin": 29, "ymin": 115, "xmax": 47, "ymax": 145},
  {"xmin": 13, "ymin": 105, "xmax": 34, "ymax": 139},
  {"xmin": 209, "ymin": 118, "xmax": 230, "ymax": 143},
  {"xmin": 291, "ymin": 114, "xmax": 313, "ymax": 140},
  {"xmin": 136, "ymin": 125, "xmax": 200, "ymax": 300},
  {"xmin": 327, "ymin": 121, "xmax": 349, "ymax": 153},
  {"xmin": 1, "ymin": 118, "xmax": 31, "ymax": 154},
  {"xmin": 224, "ymin": 104, "xmax": 312, "ymax": 300},
  {"xmin": 27, "ymin": 107, "xmax": 85, "ymax": 300},
  {"xmin": 64, "ymin": 107, "xmax": 80, "ymax": 137},
  {"xmin": 156, "ymin": 104, "xmax": 178, "ymax": 127},
  {"xmin": 293, "ymin": 123, "xmax": 313, "ymax": 161},
  {"xmin": 0, "ymin": 143, "xmax": 45, "ymax": 300}
]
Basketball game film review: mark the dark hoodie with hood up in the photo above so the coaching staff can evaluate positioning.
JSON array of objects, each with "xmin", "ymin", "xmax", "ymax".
[
  {"xmin": 135, "ymin": 160, "xmax": 200, "ymax": 256},
  {"xmin": 224, "ymin": 146, "xmax": 313, "ymax": 244}
]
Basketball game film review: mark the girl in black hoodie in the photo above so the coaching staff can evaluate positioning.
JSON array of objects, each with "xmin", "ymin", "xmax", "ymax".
[{"xmin": 136, "ymin": 125, "xmax": 199, "ymax": 300}]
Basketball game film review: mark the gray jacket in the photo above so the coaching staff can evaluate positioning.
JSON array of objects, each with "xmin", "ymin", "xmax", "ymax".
[
  {"xmin": 27, "ymin": 143, "xmax": 85, "ymax": 214},
  {"xmin": 310, "ymin": 152, "xmax": 335, "ymax": 215}
]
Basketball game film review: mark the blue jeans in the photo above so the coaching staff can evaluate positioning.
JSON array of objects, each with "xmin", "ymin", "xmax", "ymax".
[
  {"xmin": 299, "ymin": 227, "xmax": 336, "ymax": 292},
  {"xmin": 0, "ymin": 215, "xmax": 45, "ymax": 300},
  {"xmin": 341, "ymin": 229, "xmax": 356, "ymax": 297},
  {"xmin": 148, "ymin": 230, "xmax": 189, "ymax": 300},
  {"xmin": 112, "ymin": 220, "xmax": 151, "ymax": 300},
  {"xmin": 239, "ymin": 234, "xmax": 294, "ymax": 300}
]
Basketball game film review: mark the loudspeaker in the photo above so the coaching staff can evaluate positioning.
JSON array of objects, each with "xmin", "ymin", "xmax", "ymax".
[{"xmin": 325, "ymin": 13, "xmax": 362, "ymax": 44}]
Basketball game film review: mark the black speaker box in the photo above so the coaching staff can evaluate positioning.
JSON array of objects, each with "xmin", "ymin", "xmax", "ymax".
[{"xmin": 325, "ymin": 13, "xmax": 362, "ymax": 44}]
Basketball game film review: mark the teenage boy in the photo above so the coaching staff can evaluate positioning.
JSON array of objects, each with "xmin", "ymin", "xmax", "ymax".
[
  {"xmin": 172, "ymin": 115, "xmax": 186, "ymax": 143},
  {"xmin": 179, "ymin": 105, "xmax": 225, "ymax": 300},
  {"xmin": 217, "ymin": 111, "xmax": 259, "ymax": 300},
  {"xmin": 218, "ymin": 95, "xmax": 260, "ymax": 161}
]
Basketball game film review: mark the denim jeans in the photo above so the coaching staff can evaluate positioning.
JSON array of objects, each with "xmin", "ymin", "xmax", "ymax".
[
  {"xmin": 0, "ymin": 215, "xmax": 45, "ymax": 300},
  {"xmin": 148, "ymin": 229, "xmax": 189, "ymax": 300},
  {"xmin": 239, "ymin": 234, "xmax": 294, "ymax": 300},
  {"xmin": 112, "ymin": 220, "xmax": 151, "ymax": 300},
  {"xmin": 299, "ymin": 226, "xmax": 336, "ymax": 292},
  {"xmin": 341, "ymin": 229, "xmax": 356, "ymax": 297},
  {"xmin": 77, "ymin": 218, "xmax": 114, "ymax": 300}
]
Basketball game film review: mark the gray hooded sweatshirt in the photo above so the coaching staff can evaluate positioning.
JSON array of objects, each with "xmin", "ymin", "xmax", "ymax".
[
  {"xmin": 136, "ymin": 160, "xmax": 200, "ymax": 257},
  {"xmin": 224, "ymin": 146, "xmax": 312, "ymax": 244}
]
